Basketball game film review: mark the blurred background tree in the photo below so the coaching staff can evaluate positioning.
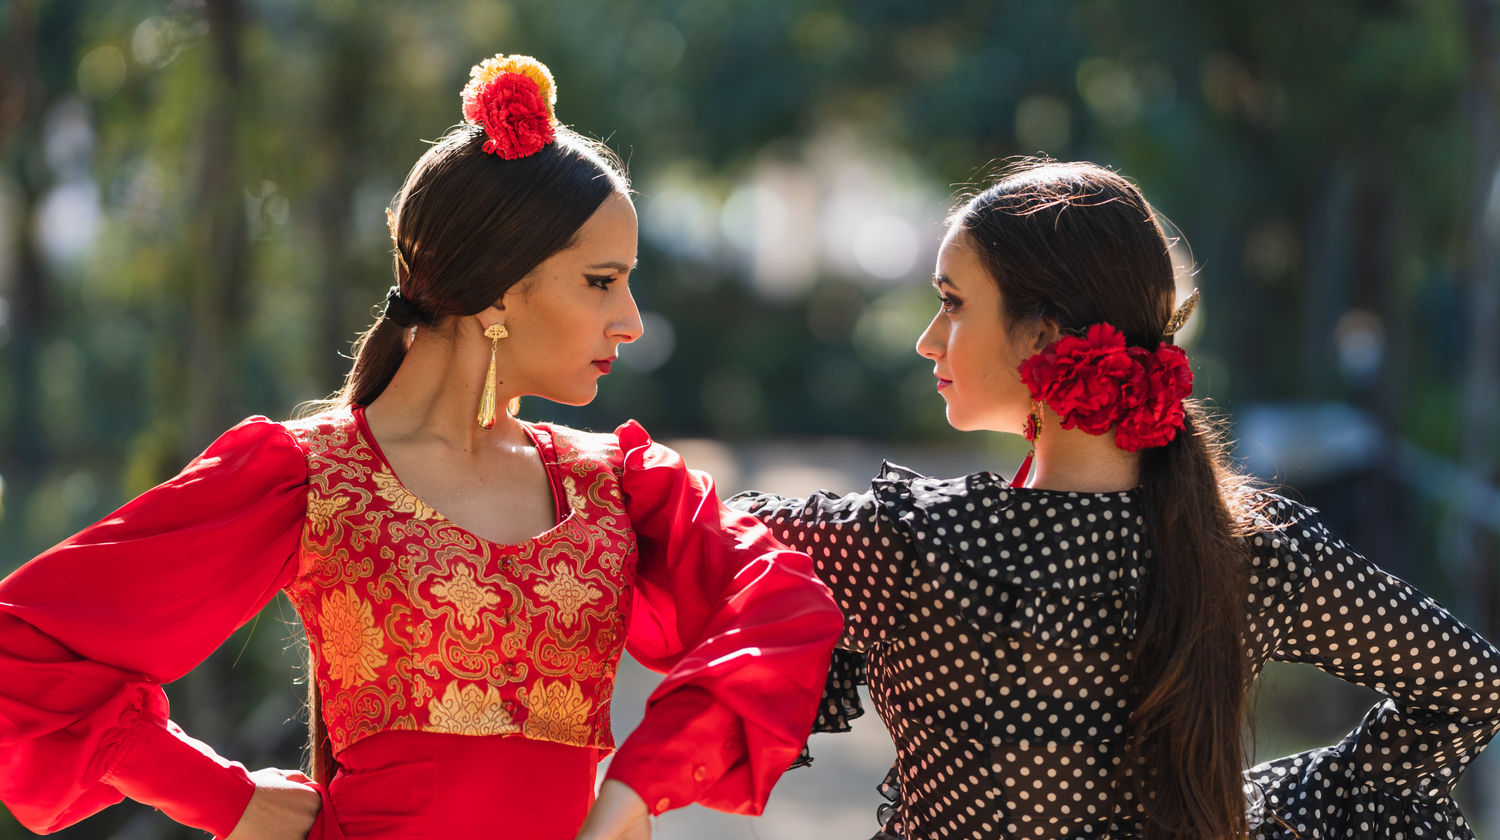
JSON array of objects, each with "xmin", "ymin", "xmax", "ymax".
[{"xmin": 2, "ymin": 0, "xmax": 1498, "ymax": 837}]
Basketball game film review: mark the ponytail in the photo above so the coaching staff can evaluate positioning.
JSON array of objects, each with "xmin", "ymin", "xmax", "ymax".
[
  {"xmin": 306, "ymin": 666, "xmax": 337, "ymax": 785},
  {"xmin": 339, "ymin": 316, "xmax": 412, "ymax": 408},
  {"xmin": 1127, "ymin": 401, "xmax": 1260, "ymax": 840}
]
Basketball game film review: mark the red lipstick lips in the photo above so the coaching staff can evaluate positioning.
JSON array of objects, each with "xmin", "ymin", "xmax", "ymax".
[{"xmin": 593, "ymin": 357, "xmax": 615, "ymax": 374}]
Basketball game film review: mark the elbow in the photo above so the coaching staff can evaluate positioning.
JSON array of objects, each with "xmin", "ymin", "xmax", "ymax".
[
  {"xmin": 787, "ymin": 573, "xmax": 845, "ymax": 650},
  {"xmin": 1471, "ymin": 674, "xmax": 1500, "ymax": 722},
  {"xmin": 1439, "ymin": 668, "xmax": 1500, "ymax": 723},
  {"xmin": 817, "ymin": 599, "xmax": 847, "ymax": 644},
  {"xmin": 808, "ymin": 577, "xmax": 845, "ymax": 641}
]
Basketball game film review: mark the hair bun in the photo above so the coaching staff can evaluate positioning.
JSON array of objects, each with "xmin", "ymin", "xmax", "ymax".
[{"xmin": 460, "ymin": 54, "xmax": 558, "ymax": 159}]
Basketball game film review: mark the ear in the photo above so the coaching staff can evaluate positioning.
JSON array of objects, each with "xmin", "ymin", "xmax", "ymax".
[
  {"xmin": 1028, "ymin": 317, "xmax": 1061, "ymax": 353},
  {"xmin": 475, "ymin": 301, "xmax": 507, "ymax": 332}
]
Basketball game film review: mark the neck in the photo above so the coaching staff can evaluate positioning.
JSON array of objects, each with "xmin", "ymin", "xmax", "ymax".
[
  {"xmin": 1020, "ymin": 412, "xmax": 1141, "ymax": 493},
  {"xmin": 364, "ymin": 323, "xmax": 527, "ymax": 450}
]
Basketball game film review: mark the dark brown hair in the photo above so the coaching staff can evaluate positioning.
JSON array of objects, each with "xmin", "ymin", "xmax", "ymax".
[
  {"xmin": 951, "ymin": 159, "xmax": 1260, "ymax": 840},
  {"xmin": 305, "ymin": 122, "xmax": 628, "ymax": 784}
]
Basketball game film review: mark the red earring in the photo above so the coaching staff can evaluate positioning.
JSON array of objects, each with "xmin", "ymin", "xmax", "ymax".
[{"xmin": 1013, "ymin": 400, "xmax": 1043, "ymax": 488}]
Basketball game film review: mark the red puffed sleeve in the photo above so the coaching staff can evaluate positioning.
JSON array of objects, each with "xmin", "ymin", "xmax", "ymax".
[
  {"xmin": 0, "ymin": 417, "xmax": 309, "ymax": 837},
  {"xmin": 603, "ymin": 420, "xmax": 843, "ymax": 817}
]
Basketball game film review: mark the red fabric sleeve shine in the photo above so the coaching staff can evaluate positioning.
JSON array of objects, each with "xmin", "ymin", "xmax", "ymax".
[
  {"xmin": 604, "ymin": 421, "xmax": 843, "ymax": 816},
  {"xmin": 0, "ymin": 417, "xmax": 309, "ymax": 837}
]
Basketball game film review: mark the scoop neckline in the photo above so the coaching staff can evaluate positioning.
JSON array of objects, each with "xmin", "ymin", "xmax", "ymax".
[{"xmin": 350, "ymin": 405, "xmax": 577, "ymax": 549}]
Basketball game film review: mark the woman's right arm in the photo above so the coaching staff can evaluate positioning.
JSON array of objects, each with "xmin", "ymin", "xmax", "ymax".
[{"xmin": 0, "ymin": 417, "xmax": 311, "ymax": 838}]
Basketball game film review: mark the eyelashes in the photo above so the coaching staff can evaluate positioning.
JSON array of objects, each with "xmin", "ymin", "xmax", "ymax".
[
  {"xmin": 939, "ymin": 293, "xmax": 962, "ymax": 313},
  {"xmin": 585, "ymin": 274, "xmax": 618, "ymax": 290}
]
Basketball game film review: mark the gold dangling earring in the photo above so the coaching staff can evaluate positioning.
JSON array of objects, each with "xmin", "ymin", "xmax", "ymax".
[
  {"xmin": 478, "ymin": 324, "xmax": 508, "ymax": 429},
  {"xmin": 1013, "ymin": 400, "xmax": 1043, "ymax": 488}
]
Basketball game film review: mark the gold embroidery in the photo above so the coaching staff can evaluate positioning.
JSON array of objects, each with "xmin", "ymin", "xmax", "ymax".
[
  {"xmin": 320, "ymin": 586, "xmax": 387, "ymax": 688},
  {"xmin": 562, "ymin": 476, "xmax": 588, "ymax": 513},
  {"xmin": 429, "ymin": 563, "xmax": 502, "ymax": 630},
  {"xmin": 306, "ymin": 493, "xmax": 351, "ymax": 535},
  {"xmin": 427, "ymin": 682, "xmax": 519, "ymax": 735},
  {"xmin": 522, "ymin": 679, "xmax": 593, "ymax": 744},
  {"xmin": 372, "ymin": 468, "xmax": 440, "ymax": 520},
  {"xmin": 534, "ymin": 561, "xmax": 603, "ymax": 625}
]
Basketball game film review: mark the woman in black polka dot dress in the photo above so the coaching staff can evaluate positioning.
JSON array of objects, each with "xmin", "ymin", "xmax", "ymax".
[{"xmin": 729, "ymin": 161, "xmax": 1500, "ymax": 840}]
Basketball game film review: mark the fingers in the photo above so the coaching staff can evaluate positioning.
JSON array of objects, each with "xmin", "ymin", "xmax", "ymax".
[{"xmin": 248, "ymin": 767, "xmax": 320, "ymax": 792}]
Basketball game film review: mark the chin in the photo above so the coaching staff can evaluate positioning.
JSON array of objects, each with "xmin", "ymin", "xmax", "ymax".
[
  {"xmin": 944, "ymin": 405, "xmax": 977, "ymax": 432},
  {"xmin": 945, "ymin": 403, "xmax": 1016, "ymax": 434},
  {"xmin": 548, "ymin": 384, "xmax": 599, "ymax": 407}
]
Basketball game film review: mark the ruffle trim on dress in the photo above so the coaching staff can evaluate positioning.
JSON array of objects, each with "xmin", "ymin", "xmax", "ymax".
[
  {"xmin": 1246, "ymin": 746, "xmax": 1477, "ymax": 839},
  {"xmin": 792, "ymin": 648, "xmax": 868, "ymax": 771},
  {"xmin": 869, "ymin": 463, "xmax": 1147, "ymax": 649},
  {"xmin": 810, "ymin": 647, "xmax": 867, "ymax": 734},
  {"xmin": 872, "ymin": 762, "xmax": 905, "ymax": 840}
]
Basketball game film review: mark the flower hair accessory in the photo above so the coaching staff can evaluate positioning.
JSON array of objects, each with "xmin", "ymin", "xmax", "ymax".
[
  {"xmin": 461, "ymin": 53, "xmax": 558, "ymax": 159},
  {"xmin": 1018, "ymin": 323, "xmax": 1194, "ymax": 454}
]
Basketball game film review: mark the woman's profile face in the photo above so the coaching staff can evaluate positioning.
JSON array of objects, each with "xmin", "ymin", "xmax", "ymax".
[
  {"xmin": 497, "ymin": 191, "xmax": 642, "ymax": 406},
  {"xmin": 916, "ymin": 226, "xmax": 1036, "ymax": 433}
]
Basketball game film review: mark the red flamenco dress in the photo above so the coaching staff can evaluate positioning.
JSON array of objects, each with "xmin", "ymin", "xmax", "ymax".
[{"xmin": 0, "ymin": 407, "xmax": 843, "ymax": 839}]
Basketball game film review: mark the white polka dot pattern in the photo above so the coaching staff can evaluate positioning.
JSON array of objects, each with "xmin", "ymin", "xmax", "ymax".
[{"xmin": 727, "ymin": 465, "xmax": 1500, "ymax": 840}]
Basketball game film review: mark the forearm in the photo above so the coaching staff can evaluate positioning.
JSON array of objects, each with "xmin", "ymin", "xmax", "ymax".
[{"xmin": 102, "ymin": 716, "xmax": 256, "ymax": 837}]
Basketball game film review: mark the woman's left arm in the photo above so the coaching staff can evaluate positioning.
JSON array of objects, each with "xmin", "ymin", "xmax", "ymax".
[
  {"xmin": 600, "ymin": 421, "xmax": 844, "ymax": 819},
  {"xmin": 1254, "ymin": 510, "xmax": 1500, "ymax": 832}
]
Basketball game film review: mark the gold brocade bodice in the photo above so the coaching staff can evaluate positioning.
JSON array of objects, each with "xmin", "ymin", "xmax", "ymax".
[{"xmin": 283, "ymin": 409, "xmax": 638, "ymax": 755}]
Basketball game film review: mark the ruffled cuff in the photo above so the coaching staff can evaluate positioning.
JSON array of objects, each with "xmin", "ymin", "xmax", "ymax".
[
  {"xmin": 1246, "ymin": 748, "xmax": 1478, "ymax": 839},
  {"xmin": 101, "ymin": 716, "xmax": 255, "ymax": 838},
  {"xmin": 789, "ymin": 648, "xmax": 868, "ymax": 770}
]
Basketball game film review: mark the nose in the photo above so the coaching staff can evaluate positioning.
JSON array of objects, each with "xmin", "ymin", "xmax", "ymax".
[
  {"xmin": 611, "ymin": 284, "xmax": 644, "ymax": 344},
  {"xmin": 916, "ymin": 310, "xmax": 946, "ymax": 360}
]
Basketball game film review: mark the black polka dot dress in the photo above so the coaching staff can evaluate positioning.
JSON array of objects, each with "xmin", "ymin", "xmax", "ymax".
[{"xmin": 728, "ymin": 464, "xmax": 1500, "ymax": 840}]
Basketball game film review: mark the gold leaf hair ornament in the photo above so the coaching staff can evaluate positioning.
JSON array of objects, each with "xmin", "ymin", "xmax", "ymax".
[{"xmin": 1162, "ymin": 287, "xmax": 1200, "ymax": 337}]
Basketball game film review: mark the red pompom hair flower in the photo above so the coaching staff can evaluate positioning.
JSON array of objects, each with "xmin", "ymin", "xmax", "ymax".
[
  {"xmin": 1018, "ymin": 323, "xmax": 1193, "ymax": 452},
  {"xmin": 461, "ymin": 54, "xmax": 558, "ymax": 160}
]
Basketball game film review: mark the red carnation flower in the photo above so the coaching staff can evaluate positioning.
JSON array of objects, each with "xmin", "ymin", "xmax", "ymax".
[
  {"xmin": 1019, "ymin": 323, "xmax": 1143, "ymax": 435},
  {"xmin": 1019, "ymin": 323, "xmax": 1193, "ymax": 453},
  {"xmin": 1115, "ymin": 344, "xmax": 1193, "ymax": 451},
  {"xmin": 466, "ymin": 73, "xmax": 555, "ymax": 160}
]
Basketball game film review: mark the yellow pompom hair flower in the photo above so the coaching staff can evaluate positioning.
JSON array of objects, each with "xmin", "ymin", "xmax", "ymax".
[{"xmin": 461, "ymin": 54, "xmax": 556, "ymax": 124}]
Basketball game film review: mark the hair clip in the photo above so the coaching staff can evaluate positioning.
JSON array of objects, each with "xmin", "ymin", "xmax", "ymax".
[{"xmin": 1163, "ymin": 288, "xmax": 1200, "ymax": 337}]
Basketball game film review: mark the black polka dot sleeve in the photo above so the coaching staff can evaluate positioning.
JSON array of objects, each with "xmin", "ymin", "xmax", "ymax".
[
  {"xmin": 1245, "ymin": 503, "xmax": 1500, "ymax": 839},
  {"xmin": 726, "ymin": 462, "xmax": 920, "ymax": 654}
]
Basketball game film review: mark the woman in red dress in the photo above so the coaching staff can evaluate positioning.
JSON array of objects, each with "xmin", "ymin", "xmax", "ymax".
[{"xmin": 0, "ymin": 54, "xmax": 843, "ymax": 840}]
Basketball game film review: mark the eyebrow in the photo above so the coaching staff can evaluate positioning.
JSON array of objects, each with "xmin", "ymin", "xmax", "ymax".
[
  {"xmin": 932, "ymin": 274, "xmax": 959, "ymax": 290},
  {"xmin": 589, "ymin": 260, "xmax": 638, "ymax": 272}
]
